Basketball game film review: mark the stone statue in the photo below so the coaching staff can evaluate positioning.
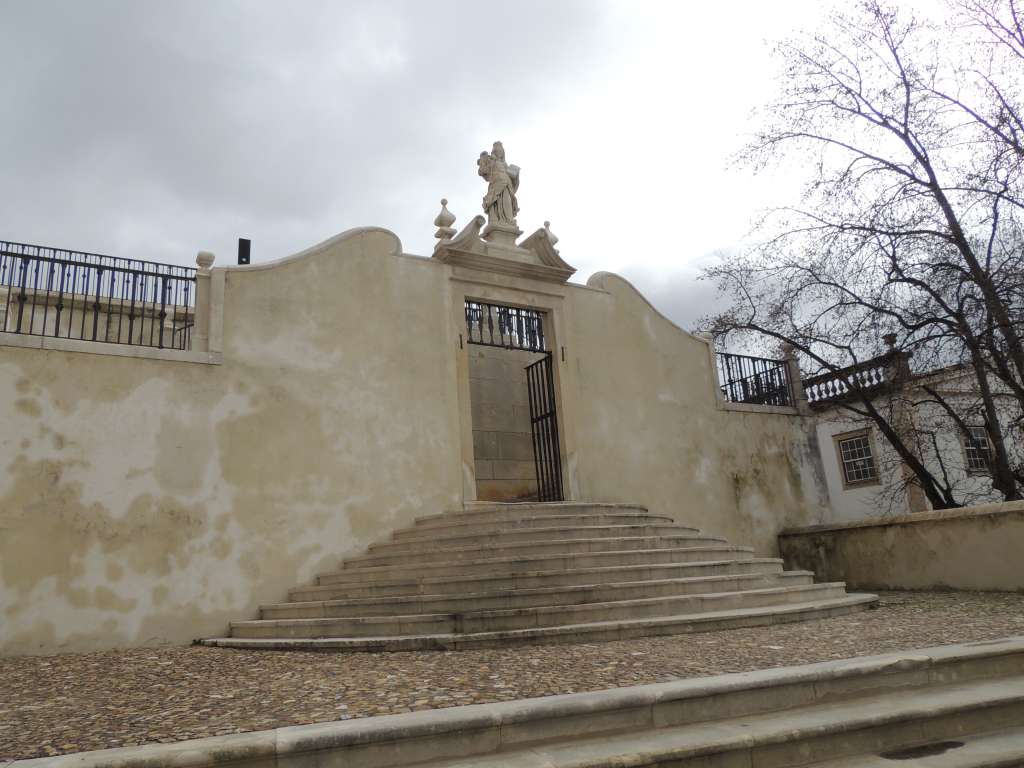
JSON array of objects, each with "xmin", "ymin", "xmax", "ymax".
[{"xmin": 477, "ymin": 142, "xmax": 520, "ymax": 228}]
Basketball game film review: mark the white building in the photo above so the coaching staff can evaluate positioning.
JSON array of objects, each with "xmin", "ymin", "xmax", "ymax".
[{"xmin": 805, "ymin": 350, "xmax": 1020, "ymax": 523}]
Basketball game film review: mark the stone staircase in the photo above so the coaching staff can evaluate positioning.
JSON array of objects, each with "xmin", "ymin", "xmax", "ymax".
[
  {"xmin": 202, "ymin": 502, "xmax": 876, "ymax": 651},
  {"xmin": 94, "ymin": 637, "xmax": 1024, "ymax": 768}
]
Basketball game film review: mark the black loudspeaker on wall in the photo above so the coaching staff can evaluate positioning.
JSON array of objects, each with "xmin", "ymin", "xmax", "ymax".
[{"xmin": 237, "ymin": 238, "xmax": 251, "ymax": 265}]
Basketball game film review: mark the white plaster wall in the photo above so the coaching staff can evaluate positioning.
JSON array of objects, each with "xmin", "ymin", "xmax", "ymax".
[
  {"xmin": 565, "ymin": 273, "xmax": 829, "ymax": 556},
  {"xmin": 814, "ymin": 417, "xmax": 906, "ymax": 522},
  {"xmin": 0, "ymin": 229, "xmax": 464, "ymax": 655}
]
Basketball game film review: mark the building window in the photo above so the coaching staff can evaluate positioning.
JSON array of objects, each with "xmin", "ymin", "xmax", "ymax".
[
  {"xmin": 963, "ymin": 426, "xmax": 991, "ymax": 473},
  {"xmin": 836, "ymin": 431, "xmax": 878, "ymax": 487}
]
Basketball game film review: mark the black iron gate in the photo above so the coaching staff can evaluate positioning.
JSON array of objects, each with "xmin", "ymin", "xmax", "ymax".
[{"xmin": 525, "ymin": 352, "xmax": 564, "ymax": 502}]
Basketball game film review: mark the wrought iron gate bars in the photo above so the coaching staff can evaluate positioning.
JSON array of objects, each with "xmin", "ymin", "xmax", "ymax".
[
  {"xmin": 464, "ymin": 300, "xmax": 546, "ymax": 352},
  {"xmin": 0, "ymin": 241, "xmax": 196, "ymax": 350},
  {"xmin": 526, "ymin": 352, "xmax": 564, "ymax": 502}
]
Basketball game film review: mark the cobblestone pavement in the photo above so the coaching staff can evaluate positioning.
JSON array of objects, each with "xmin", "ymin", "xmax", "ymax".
[{"xmin": 3, "ymin": 591, "xmax": 1024, "ymax": 760}]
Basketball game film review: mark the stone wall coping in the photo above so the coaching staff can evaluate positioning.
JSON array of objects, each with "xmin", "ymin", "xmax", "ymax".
[
  {"xmin": 226, "ymin": 226, "xmax": 404, "ymax": 273},
  {"xmin": 0, "ymin": 331, "xmax": 223, "ymax": 365},
  {"xmin": 780, "ymin": 500, "xmax": 1024, "ymax": 537},
  {"xmin": 718, "ymin": 401, "xmax": 802, "ymax": 416},
  {"xmin": 11, "ymin": 636, "xmax": 1024, "ymax": 768}
]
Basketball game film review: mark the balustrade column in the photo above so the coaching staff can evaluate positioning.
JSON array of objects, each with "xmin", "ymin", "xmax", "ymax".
[
  {"xmin": 194, "ymin": 251, "xmax": 215, "ymax": 352},
  {"xmin": 782, "ymin": 343, "xmax": 811, "ymax": 414}
]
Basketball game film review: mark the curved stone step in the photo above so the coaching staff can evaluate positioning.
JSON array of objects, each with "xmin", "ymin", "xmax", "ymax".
[
  {"xmin": 374, "ymin": 524, "xmax": 701, "ymax": 554},
  {"xmin": 318, "ymin": 545, "xmax": 756, "ymax": 584},
  {"xmin": 231, "ymin": 583, "xmax": 849, "ymax": 638},
  {"xmin": 264, "ymin": 571, "xmax": 815, "ymax": 619},
  {"xmin": 290, "ymin": 557, "xmax": 786, "ymax": 601},
  {"xmin": 391, "ymin": 512, "xmax": 681, "ymax": 541},
  {"xmin": 412, "ymin": 502, "xmax": 650, "ymax": 528},
  {"xmin": 351, "ymin": 534, "xmax": 728, "ymax": 567},
  {"xmin": 203, "ymin": 593, "xmax": 878, "ymax": 651}
]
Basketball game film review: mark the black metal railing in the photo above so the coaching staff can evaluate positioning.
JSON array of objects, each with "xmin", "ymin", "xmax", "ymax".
[
  {"xmin": 0, "ymin": 240, "xmax": 196, "ymax": 350},
  {"xmin": 802, "ymin": 353, "xmax": 893, "ymax": 406},
  {"xmin": 717, "ymin": 352, "xmax": 794, "ymax": 407},
  {"xmin": 465, "ymin": 300, "xmax": 546, "ymax": 352}
]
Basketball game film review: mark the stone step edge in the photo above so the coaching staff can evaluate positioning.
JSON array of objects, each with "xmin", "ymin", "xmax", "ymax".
[
  {"xmin": 413, "ymin": 677, "xmax": 1024, "ymax": 768},
  {"xmin": 328, "ymin": 545, "xmax": 755, "ymax": 578},
  {"xmin": 294, "ymin": 558, "xmax": 785, "ymax": 596},
  {"xmin": 380, "ymin": 523, "xmax": 703, "ymax": 548},
  {"xmin": 414, "ymin": 502, "xmax": 650, "ymax": 525},
  {"xmin": 211, "ymin": 594, "xmax": 879, "ymax": 649},
  {"xmin": 358, "ymin": 534, "xmax": 730, "ymax": 561},
  {"xmin": 245, "ymin": 582, "xmax": 843, "ymax": 628},
  {"xmin": 394, "ymin": 513, "xmax": 681, "ymax": 538},
  {"xmin": 42, "ymin": 636, "xmax": 1024, "ymax": 768},
  {"xmin": 271, "ymin": 571, "xmax": 815, "ymax": 612}
]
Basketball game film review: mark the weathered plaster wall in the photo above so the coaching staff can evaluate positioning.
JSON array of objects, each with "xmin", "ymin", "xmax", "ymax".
[
  {"xmin": 468, "ymin": 346, "xmax": 539, "ymax": 501},
  {"xmin": 1, "ymin": 232, "xmax": 830, "ymax": 656},
  {"xmin": 567, "ymin": 274, "xmax": 829, "ymax": 556},
  {"xmin": 0, "ymin": 229, "xmax": 464, "ymax": 655},
  {"xmin": 778, "ymin": 501, "xmax": 1024, "ymax": 591}
]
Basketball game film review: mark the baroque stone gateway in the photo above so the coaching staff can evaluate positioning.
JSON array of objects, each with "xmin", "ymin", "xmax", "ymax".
[{"xmin": 0, "ymin": 142, "xmax": 880, "ymax": 656}]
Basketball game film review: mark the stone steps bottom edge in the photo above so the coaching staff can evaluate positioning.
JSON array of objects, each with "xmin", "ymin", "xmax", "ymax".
[
  {"xmin": 201, "ymin": 593, "xmax": 878, "ymax": 652},
  {"xmin": 241, "ymin": 582, "xmax": 846, "ymax": 636},
  {"xmin": 413, "ymin": 678, "xmax": 1024, "ymax": 768}
]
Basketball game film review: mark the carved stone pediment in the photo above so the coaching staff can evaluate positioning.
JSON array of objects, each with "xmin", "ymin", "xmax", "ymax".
[{"xmin": 433, "ymin": 216, "xmax": 575, "ymax": 283}]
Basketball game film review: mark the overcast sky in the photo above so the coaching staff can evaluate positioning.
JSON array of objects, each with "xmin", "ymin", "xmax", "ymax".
[{"xmin": 0, "ymin": 0, "xmax": 827, "ymax": 329}]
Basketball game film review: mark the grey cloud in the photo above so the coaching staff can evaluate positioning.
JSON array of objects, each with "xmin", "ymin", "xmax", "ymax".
[
  {"xmin": 0, "ymin": 0, "xmax": 611, "ymax": 265},
  {"xmin": 620, "ymin": 252, "xmax": 732, "ymax": 333}
]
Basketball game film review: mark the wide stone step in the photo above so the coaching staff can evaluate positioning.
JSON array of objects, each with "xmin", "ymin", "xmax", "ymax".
[
  {"xmin": 204, "ymin": 593, "xmax": 877, "ymax": 650},
  {"xmin": 230, "ymin": 583, "xmax": 848, "ymax": 638},
  {"xmin": 104, "ymin": 639, "xmax": 1024, "ymax": 767},
  {"xmin": 263, "ymin": 570, "xmax": 814, "ymax": 619},
  {"xmin": 391, "ymin": 512, "xmax": 681, "ymax": 541},
  {"xmin": 351, "ymin": 533, "xmax": 728, "ymax": 566},
  {"xmin": 411, "ymin": 502, "xmax": 650, "ymax": 528},
  {"xmin": 416, "ymin": 676, "xmax": 1024, "ymax": 768},
  {"xmin": 290, "ymin": 557, "xmax": 786, "ymax": 601},
  {"xmin": 374, "ymin": 524, "xmax": 700, "ymax": 554},
  {"xmin": 318, "ymin": 545, "xmax": 756, "ymax": 584}
]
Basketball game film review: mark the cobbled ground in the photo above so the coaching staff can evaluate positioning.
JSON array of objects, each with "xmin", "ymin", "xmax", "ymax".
[{"xmin": 3, "ymin": 590, "xmax": 1024, "ymax": 760}]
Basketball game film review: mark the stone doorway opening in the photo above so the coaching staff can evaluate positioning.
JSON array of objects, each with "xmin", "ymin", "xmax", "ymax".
[{"xmin": 465, "ymin": 300, "xmax": 564, "ymax": 502}]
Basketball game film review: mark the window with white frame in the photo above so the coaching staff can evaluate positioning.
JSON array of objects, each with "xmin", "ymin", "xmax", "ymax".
[
  {"xmin": 836, "ymin": 431, "xmax": 878, "ymax": 486},
  {"xmin": 963, "ymin": 425, "xmax": 991, "ymax": 473}
]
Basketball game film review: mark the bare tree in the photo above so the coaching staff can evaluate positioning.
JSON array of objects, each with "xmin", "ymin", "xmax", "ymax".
[{"xmin": 703, "ymin": 0, "xmax": 1024, "ymax": 507}]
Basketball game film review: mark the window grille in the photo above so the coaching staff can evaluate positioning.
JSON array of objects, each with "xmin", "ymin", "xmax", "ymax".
[
  {"xmin": 837, "ymin": 432, "xmax": 878, "ymax": 485},
  {"xmin": 963, "ymin": 426, "xmax": 991, "ymax": 473},
  {"xmin": 464, "ymin": 300, "xmax": 546, "ymax": 352}
]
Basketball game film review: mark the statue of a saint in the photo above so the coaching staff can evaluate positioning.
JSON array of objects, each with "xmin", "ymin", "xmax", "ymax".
[{"xmin": 477, "ymin": 142, "xmax": 520, "ymax": 227}]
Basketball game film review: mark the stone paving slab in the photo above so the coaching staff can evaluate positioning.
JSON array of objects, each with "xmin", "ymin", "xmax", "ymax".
[{"xmin": 2, "ymin": 591, "xmax": 1023, "ymax": 761}]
